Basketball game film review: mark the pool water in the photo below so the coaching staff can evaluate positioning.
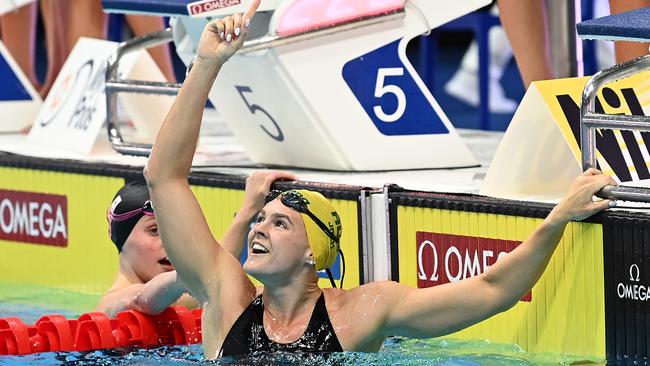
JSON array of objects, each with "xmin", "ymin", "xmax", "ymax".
[{"xmin": 0, "ymin": 283, "xmax": 605, "ymax": 365}]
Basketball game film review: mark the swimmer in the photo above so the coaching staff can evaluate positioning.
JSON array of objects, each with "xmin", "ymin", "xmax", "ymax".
[
  {"xmin": 97, "ymin": 171, "xmax": 294, "ymax": 317},
  {"xmin": 144, "ymin": 0, "xmax": 617, "ymax": 358}
]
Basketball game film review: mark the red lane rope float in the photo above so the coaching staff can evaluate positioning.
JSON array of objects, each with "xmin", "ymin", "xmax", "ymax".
[{"xmin": 0, "ymin": 306, "xmax": 203, "ymax": 355}]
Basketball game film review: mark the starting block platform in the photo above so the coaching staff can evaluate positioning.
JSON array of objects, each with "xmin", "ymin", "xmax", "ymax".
[
  {"xmin": 574, "ymin": 8, "xmax": 650, "ymax": 362},
  {"xmin": 577, "ymin": 6, "xmax": 650, "ymax": 43},
  {"xmin": 102, "ymin": 0, "xmax": 490, "ymax": 171},
  {"xmin": 576, "ymin": 6, "xmax": 650, "ymax": 206},
  {"xmin": 481, "ymin": 5, "xmax": 650, "ymax": 201}
]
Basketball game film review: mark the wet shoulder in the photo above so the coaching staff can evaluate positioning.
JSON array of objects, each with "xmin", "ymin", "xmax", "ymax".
[
  {"xmin": 323, "ymin": 281, "xmax": 395, "ymax": 312},
  {"xmin": 323, "ymin": 284, "xmax": 391, "ymax": 352}
]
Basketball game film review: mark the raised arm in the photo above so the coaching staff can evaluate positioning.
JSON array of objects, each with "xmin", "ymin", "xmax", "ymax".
[
  {"xmin": 221, "ymin": 171, "xmax": 296, "ymax": 258},
  {"xmin": 378, "ymin": 169, "xmax": 616, "ymax": 338},
  {"xmin": 144, "ymin": 1, "xmax": 260, "ymax": 302}
]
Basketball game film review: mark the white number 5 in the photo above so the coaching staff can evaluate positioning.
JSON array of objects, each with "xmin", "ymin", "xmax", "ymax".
[{"xmin": 373, "ymin": 67, "xmax": 406, "ymax": 123}]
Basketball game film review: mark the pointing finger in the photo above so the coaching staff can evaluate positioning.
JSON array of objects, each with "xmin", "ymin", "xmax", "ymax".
[{"xmin": 244, "ymin": 0, "xmax": 261, "ymax": 22}]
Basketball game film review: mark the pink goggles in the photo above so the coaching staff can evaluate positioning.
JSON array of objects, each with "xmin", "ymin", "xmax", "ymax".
[{"xmin": 107, "ymin": 200, "xmax": 155, "ymax": 225}]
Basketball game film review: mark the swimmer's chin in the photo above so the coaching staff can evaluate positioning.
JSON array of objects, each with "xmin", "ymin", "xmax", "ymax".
[
  {"xmin": 242, "ymin": 260, "xmax": 270, "ymax": 280},
  {"xmin": 242, "ymin": 260, "xmax": 258, "ymax": 275}
]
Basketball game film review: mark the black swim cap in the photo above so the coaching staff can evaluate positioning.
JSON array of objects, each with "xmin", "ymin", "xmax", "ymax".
[{"xmin": 107, "ymin": 180, "xmax": 151, "ymax": 252}]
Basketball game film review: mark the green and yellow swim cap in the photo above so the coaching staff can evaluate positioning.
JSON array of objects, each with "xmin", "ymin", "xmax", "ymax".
[
  {"xmin": 267, "ymin": 189, "xmax": 342, "ymax": 270},
  {"xmin": 294, "ymin": 190, "xmax": 342, "ymax": 270}
]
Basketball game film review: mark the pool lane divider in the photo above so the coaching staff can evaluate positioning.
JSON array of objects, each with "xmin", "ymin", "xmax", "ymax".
[{"xmin": 0, "ymin": 306, "xmax": 202, "ymax": 355}]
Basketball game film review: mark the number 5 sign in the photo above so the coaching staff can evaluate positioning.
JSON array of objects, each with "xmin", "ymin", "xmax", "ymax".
[
  {"xmin": 343, "ymin": 40, "xmax": 449, "ymax": 136},
  {"xmin": 208, "ymin": 1, "xmax": 481, "ymax": 170}
]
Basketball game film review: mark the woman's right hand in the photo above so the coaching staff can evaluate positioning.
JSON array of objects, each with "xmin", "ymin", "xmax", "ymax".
[
  {"xmin": 195, "ymin": 0, "xmax": 260, "ymax": 68},
  {"xmin": 242, "ymin": 171, "xmax": 297, "ymax": 214}
]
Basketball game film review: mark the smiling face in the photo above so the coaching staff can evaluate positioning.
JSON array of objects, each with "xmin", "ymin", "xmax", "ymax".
[
  {"xmin": 120, "ymin": 215, "xmax": 173, "ymax": 283},
  {"xmin": 243, "ymin": 198, "xmax": 313, "ymax": 284}
]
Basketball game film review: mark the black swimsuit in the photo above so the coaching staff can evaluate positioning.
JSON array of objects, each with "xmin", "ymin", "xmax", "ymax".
[{"xmin": 219, "ymin": 293, "xmax": 343, "ymax": 356}]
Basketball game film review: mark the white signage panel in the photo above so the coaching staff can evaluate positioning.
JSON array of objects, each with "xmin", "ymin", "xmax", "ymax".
[
  {"xmin": 28, "ymin": 38, "xmax": 118, "ymax": 154},
  {"xmin": 481, "ymin": 72, "xmax": 650, "ymax": 200},
  {"xmin": 28, "ymin": 37, "xmax": 172, "ymax": 155}
]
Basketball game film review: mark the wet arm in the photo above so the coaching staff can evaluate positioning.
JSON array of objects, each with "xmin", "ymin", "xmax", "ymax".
[
  {"xmin": 144, "ymin": 58, "xmax": 224, "ymax": 301},
  {"xmin": 380, "ymin": 170, "xmax": 615, "ymax": 338},
  {"xmin": 144, "ymin": 4, "xmax": 259, "ymax": 303},
  {"xmin": 96, "ymin": 271, "xmax": 186, "ymax": 317},
  {"xmin": 221, "ymin": 205, "xmax": 257, "ymax": 258},
  {"xmin": 380, "ymin": 218, "xmax": 567, "ymax": 338},
  {"xmin": 131, "ymin": 271, "xmax": 191, "ymax": 315}
]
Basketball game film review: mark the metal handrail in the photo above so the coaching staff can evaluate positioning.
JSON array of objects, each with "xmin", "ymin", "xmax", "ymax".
[
  {"xmin": 105, "ymin": 28, "xmax": 182, "ymax": 157},
  {"xmin": 580, "ymin": 54, "xmax": 650, "ymax": 202},
  {"xmin": 105, "ymin": 9, "xmax": 407, "ymax": 157}
]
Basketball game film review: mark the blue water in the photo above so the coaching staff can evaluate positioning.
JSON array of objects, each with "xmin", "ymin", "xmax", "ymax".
[
  {"xmin": 0, "ymin": 283, "xmax": 604, "ymax": 365},
  {"xmin": 0, "ymin": 339, "xmax": 604, "ymax": 366}
]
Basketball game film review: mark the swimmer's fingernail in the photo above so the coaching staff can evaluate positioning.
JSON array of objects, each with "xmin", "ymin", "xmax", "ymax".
[
  {"xmin": 245, "ymin": 19, "xmax": 251, "ymax": 28},
  {"xmin": 226, "ymin": 33, "xmax": 232, "ymax": 42},
  {"xmin": 220, "ymin": 32, "xmax": 225, "ymax": 39},
  {"xmin": 235, "ymin": 27, "xmax": 241, "ymax": 36},
  {"xmin": 609, "ymin": 200, "xmax": 617, "ymax": 208}
]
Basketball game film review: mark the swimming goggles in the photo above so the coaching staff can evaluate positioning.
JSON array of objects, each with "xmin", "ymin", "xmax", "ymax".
[
  {"xmin": 264, "ymin": 190, "xmax": 345, "ymax": 289},
  {"xmin": 265, "ymin": 190, "xmax": 339, "ymax": 245},
  {"xmin": 107, "ymin": 200, "xmax": 155, "ymax": 224}
]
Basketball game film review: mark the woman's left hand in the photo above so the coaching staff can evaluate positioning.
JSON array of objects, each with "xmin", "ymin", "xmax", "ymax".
[{"xmin": 548, "ymin": 168, "xmax": 618, "ymax": 225}]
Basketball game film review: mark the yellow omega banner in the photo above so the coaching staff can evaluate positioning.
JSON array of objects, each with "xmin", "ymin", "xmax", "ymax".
[
  {"xmin": 482, "ymin": 70, "xmax": 650, "ymax": 200},
  {"xmin": 0, "ymin": 167, "xmax": 121, "ymax": 294},
  {"xmin": 396, "ymin": 206, "xmax": 606, "ymax": 358},
  {"xmin": 0, "ymin": 166, "xmax": 361, "ymax": 298}
]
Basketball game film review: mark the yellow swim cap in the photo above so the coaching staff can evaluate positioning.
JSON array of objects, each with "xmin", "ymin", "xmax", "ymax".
[{"xmin": 283, "ymin": 190, "xmax": 342, "ymax": 270}]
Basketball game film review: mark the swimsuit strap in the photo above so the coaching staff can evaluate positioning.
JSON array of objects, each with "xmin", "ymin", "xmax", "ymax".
[{"xmin": 220, "ymin": 292, "xmax": 343, "ymax": 357}]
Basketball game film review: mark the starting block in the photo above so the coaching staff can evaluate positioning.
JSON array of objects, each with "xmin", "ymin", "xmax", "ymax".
[
  {"xmin": 482, "ymin": 6, "xmax": 650, "ymax": 201},
  {"xmin": 576, "ymin": 7, "xmax": 650, "ymax": 203},
  {"xmin": 103, "ymin": 0, "xmax": 490, "ymax": 170}
]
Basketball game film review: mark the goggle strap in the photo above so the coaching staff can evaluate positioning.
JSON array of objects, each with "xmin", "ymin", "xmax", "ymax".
[
  {"xmin": 108, "ymin": 208, "xmax": 144, "ymax": 223},
  {"xmin": 339, "ymin": 249, "xmax": 345, "ymax": 290},
  {"xmin": 303, "ymin": 209, "xmax": 339, "ymax": 245},
  {"xmin": 325, "ymin": 268, "xmax": 337, "ymax": 289},
  {"xmin": 264, "ymin": 190, "xmax": 282, "ymax": 204},
  {"xmin": 107, "ymin": 201, "xmax": 154, "ymax": 223}
]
